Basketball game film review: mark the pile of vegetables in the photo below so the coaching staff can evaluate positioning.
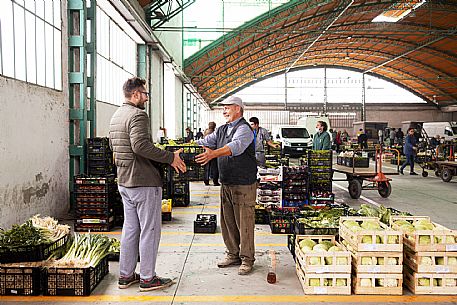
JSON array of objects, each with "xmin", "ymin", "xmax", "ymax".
[
  {"xmin": 343, "ymin": 219, "xmax": 399, "ymax": 244},
  {"xmin": 419, "ymin": 256, "xmax": 457, "ymax": 266},
  {"xmin": 0, "ymin": 215, "xmax": 70, "ymax": 250},
  {"xmin": 298, "ymin": 238, "xmax": 348, "ymax": 266},
  {"xmin": 308, "ymin": 278, "xmax": 348, "ymax": 287},
  {"xmin": 360, "ymin": 256, "xmax": 398, "ymax": 266},
  {"xmin": 418, "ymin": 278, "xmax": 456, "ymax": 287},
  {"xmin": 296, "ymin": 208, "xmax": 351, "ymax": 229},
  {"xmin": 393, "ymin": 219, "xmax": 457, "ymax": 245},
  {"xmin": 359, "ymin": 278, "xmax": 398, "ymax": 288},
  {"xmin": 358, "ymin": 204, "xmax": 411, "ymax": 224},
  {"xmin": 50, "ymin": 233, "xmax": 115, "ymax": 268}
]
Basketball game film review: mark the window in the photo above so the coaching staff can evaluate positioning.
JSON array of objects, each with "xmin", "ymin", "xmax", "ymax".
[{"xmin": 0, "ymin": 0, "xmax": 62, "ymax": 90}]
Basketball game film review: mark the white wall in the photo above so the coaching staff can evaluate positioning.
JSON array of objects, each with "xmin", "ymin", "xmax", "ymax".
[
  {"xmin": 154, "ymin": 11, "xmax": 183, "ymax": 68},
  {"xmin": 150, "ymin": 51, "xmax": 164, "ymax": 141},
  {"xmin": 96, "ymin": 101, "xmax": 118, "ymax": 137}
]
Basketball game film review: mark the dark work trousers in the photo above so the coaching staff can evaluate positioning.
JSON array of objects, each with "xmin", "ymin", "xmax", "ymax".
[
  {"xmin": 400, "ymin": 154, "xmax": 415, "ymax": 173},
  {"xmin": 220, "ymin": 183, "xmax": 257, "ymax": 265}
]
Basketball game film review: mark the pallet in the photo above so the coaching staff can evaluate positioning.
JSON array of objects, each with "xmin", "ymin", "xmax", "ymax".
[
  {"xmin": 404, "ymin": 267, "xmax": 457, "ymax": 295},
  {"xmin": 403, "ymin": 248, "xmax": 457, "ymax": 273},
  {"xmin": 339, "ymin": 217, "xmax": 402, "ymax": 252},
  {"xmin": 352, "ymin": 273, "xmax": 403, "ymax": 295},
  {"xmin": 295, "ymin": 235, "xmax": 351, "ymax": 274},
  {"xmin": 351, "ymin": 251, "xmax": 403, "ymax": 274},
  {"xmin": 390, "ymin": 216, "xmax": 457, "ymax": 252},
  {"xmin": 295, "ymin": 263, "xmax": 351, "ymax": 295}
]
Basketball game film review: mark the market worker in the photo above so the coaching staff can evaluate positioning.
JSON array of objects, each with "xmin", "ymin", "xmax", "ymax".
[
  {"xmin": 195, "ymin": 96, "xmax": 257, "ymax": 275},
  {"xmin": 400, "ymin": 127, "xmax": 418, "ymax": 175},
  {"xmin": 312, "ymin": 120, "xmax": 331, "ymax": 150},
  {"xmin": 109, "ymin": 77, "xmax": 186, "ymax": 291},
  {"xmin": 248, "ymin": 116, "xmax": 279, "ymax": 167}
]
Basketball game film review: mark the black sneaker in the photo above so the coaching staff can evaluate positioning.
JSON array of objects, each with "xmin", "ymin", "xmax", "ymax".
[
  {"xmin": 213, "ymin": 181, "xmax": 221, "ymax": 186},
  {"xmin": 118, "ymin": 273, "xmax": 140, "ymax": 289},
  {"xmin": 204, "ymin": 180, "xmax": 210, "ymax": 186},
  {"xmin": 399, "ymin": 169, "xmax": 404, "ymax": 175},
  {"xmin": 139, "ymin": 276, "xmax": 174, "ymax": 292},
  {"xmin": 410, "ymin": 172, "xmax": 418, "ymax": 175}
]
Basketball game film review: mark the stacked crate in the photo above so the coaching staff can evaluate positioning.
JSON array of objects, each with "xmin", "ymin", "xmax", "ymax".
[
  {"xmin": 295, "ymin": 235, "xmax": 351, "ymax": 295},
  {"xmin": 257, "ymin": 167, "xmax": 282, "ymax": 208},
  {"xmin": 282, "ymin": 166, "xmax": 308, "ymax": 208},
  {"xmin": 391, "ymin": 216, "xmax": 457, "ymax": 295},
  {"xmin": 74, "ymin": 176, "xmax": 116, "ymax": 232},
  {"xmin": 86, "ymin": 138, "xmax": 115, "ymax": 176},
  {"xmin": 165, "ymin": 146, "xmax": 205, "ymax": 181},
  {"xmin": 305, "ymin": 150, "xmax": 332, "ymax": 193},
  {"xmin": 339, "ymin": 217, "xmax": 403, "ymax": 295}
]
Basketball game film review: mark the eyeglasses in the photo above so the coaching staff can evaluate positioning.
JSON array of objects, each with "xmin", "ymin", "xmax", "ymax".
[{"xmin": 140, "ymin": 91, "xmax": 149, "ymax": 96}]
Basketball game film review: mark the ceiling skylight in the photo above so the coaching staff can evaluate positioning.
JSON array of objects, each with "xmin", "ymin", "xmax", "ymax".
[{"xmin": 372, "ymin": 0, "xmax": 426, "ymax": 23}]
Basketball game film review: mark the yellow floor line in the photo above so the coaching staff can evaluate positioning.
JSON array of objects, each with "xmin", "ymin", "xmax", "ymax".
[{"xmin": 2, "ymin": 294, "xmax": 456, "ymax": 303}]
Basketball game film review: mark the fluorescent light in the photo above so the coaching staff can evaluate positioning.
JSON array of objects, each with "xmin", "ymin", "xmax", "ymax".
[{"xmin": 372, "ymin": 0, "xmax": 426, "ymax": 23}]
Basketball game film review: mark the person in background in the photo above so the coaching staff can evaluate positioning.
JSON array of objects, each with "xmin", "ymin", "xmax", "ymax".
[
  {"xmin": 313, "ymin": 121, "xmax": 331, "ymax": 150},
  {"xmin": 335, "ymin": 130, "xmax": 342, "ymax": 152},
  {"xmin": 400, "ymin": 127, "xmax": 418, "ymax": 175},
  {"xmin": 195, "ymin": 96, "xmax": 257, "ymax": 276},
  {"xmin": 358, "ymin": 130, "xmax": 368, "ymax": 149},
  {"xmin": 195, "ymin": 128, "xmax": 204, "ymax": 140},
  {"xmin": 430, "ymin": 134, "xmax": 441, "ymax": 149},
  {"xmin": 390, "ymin": 128, "xmax": 396, "ymax": 147},
  {"xmin": 248, "ymin": 117, "xmax": 279, "ymax": 167},
  {"xmin": 185, "ymin": 127, "xmax": 194, "ymax": 143},
  {"xmin": 203, "ymin": 122, "xmax": 219, "ymax": 186},
  {"xmin": 378, "ymin": 129, "xmax": 384, "ymax": 146},
  {"xmin": 396, "ymin": 128, "xmax": 404, "ymax": 146},
  {"xmin": 342, "ymin": 130, "xmax": 349, "ymax": 142},
  {"xmin": 109, "ymin": 77, "xmax": 186, "ymax": 291}
]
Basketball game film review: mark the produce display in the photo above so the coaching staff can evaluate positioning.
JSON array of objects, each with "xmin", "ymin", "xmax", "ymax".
[{"xmin": 357, "ymin": 204, "xmax": 411, "ymax": 224}]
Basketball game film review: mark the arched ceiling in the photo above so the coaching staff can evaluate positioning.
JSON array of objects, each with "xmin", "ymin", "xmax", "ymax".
[{"xmin": 183, "ymin": 0, "xmax": 457, "ymax": 108}]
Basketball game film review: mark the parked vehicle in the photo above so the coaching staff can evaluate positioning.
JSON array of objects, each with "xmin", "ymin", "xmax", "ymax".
[
  {"xmin": 272, "ymin": 125, "xmax": 312, "ymax": 157},
  {"xmin": 296, "ymin": 115, "xmax": 331, "ymax": 139},
  {"xmin": 422, "ymin": 121, "xmax": 457, "ymax": 141}
]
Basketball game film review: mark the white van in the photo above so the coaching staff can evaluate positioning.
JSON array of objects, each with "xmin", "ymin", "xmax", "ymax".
[
  {"xmin": 272, "ymin": 125, "xmax": 313, "ymax": 157},
  {"xmin": 422, "ymin": 122, "xmax": 457, "ymax": 141},
  {"xmin": 297, "ymin": 115, "xmax": 331, "ymax": 139}
]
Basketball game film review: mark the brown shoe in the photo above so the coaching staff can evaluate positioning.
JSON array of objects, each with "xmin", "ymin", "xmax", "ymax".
[
  {"xmin": 238, "ymin": 263, "xmax": 253, "ymax": 275},
  {"xmin": 217, "ymin": 257, "xmax": 241, "ymax": 268}
]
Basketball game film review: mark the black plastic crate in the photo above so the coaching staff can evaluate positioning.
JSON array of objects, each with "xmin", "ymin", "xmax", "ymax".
[
  {"xmin": 0, "ymin": 235, "xmax": 69, "ymax": 264},
  {"xmin": 87, "ymin": 146, "xmax": 111, "ymax": 153},
  {"xmin": 269, "ymin": 210, "xmax": 295, "ymax": 234},
  {"xmin": 74, "ymin": 221, "xmax": 114, "ymax": 232},
  {"xmin": 0, "ymin": 266, "xmax": 42, "ymax": 296},
  {"xmin": 76, "ymin": 207, "xmax": 113, "ymax": 215},
  {"xmin": 88, "ymin": 165, "xmax": 115, "ymax": 176},
  {"xmin": 344, "ymin": 157, "xmax": 369, "ymax": 168},
  {"xmin": 87, "ymin": 159, "xmax": 113, "ymax": 167},
  {"xmin": 194, "ymin": 214, "xmax": 217, "ymax": 233},
  {"xmin": 255, "ymin": 208, "xmax": 269, "ymax": 225},
  {"xmin": 87, "ymin": 151, "xmax": 113, "ymax": 160},
  {"xmin": 172, "ymin": 196, "xmax": 190, "ymax": 207},
  {"xmin": 87, "ymin": 137, "xmax": 110, "ymax": 146},
  {"xmin": 75, "ymin": 215, "xmax": 114, "ymax": 225},
  {"xmin": 43, "ymin": 256, "xmax": 109, "ymax": 296},
  {"xmin": 74, "ymin": 184, "xmax": 111, "ymax": 193},
  {"xmin": 75, "ymin": 194, "xmax": 110, "ymax": 204},
  {"xmin": 162, "ymin": 212, "xmax": 172, "ymax": 221},
  {"xmin": 74, "ymin": 176, "xmax": 115, "ymax": 185}
]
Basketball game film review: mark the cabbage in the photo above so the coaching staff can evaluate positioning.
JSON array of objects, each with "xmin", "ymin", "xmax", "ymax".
[
  {"xmin": 313, "ymin": 244, "xmax": 328, "ymax": 252},
  {"xmin": 309, "ymin": 257, "xmax": 321, "ymax": 265},
  {"xmin": 344, "ymin": 220, "xmax": 360, "ymax": 228},
  {"xmin": 414, "ymin": 220, "xmax": 434, "ymax": 230},
  {"xmin": 320, "ymin": 241, "xmax": 334, "ymax": 251},
  {"xmin": 376, "ymin": 235, "xmax": 383, "ymax": 244},
  {"xmin": 435, "ymin": 236, "xmax": 456, "ymax": 244},
  {"xmin": 415, "ymin": 225, "xmax": 431, "ymax": 231},
  {"xmin": 387, "ymin": 236, "xmax": 398, "ymax": 244},
  {"xmin": 445, "ymin": 279, "xmax": 456, "ymax": 287},
  {"xmin": 350, "ymin": 226, "xmax": 364, "ymax": 232},
  {"xmin": 418, "ymin": 278, "xmax": 431, "ymax": 286},
  {"xmin": 361, "ymin": 220, "xmax": 381, "ymax": 230},
  {"xmin": 448, "ymin": 257, "xmax": 457, "ymax": 265},
  {"xmin": 436, "ymin": 257, "xmax": 445, "ymax": 265},
  {"xmin": 309, "ymin": 278, "xmax": 321, "ymax": 286},
  {"xmin": 360, "ymin": 279, "xmax": 372, "ymax": 287},
  {"xmin": 394, "ymin": 220, "xmax": 411, "ymax": 227},
  {"xmin": 434, "ymin": 279, "xmax": 442, "ymax": 286},
  {"xmin": 400, "ymin": 224, "xmax": 415, "ymax": 233},
  {"xmin": 386, "ymin": 258, "xmax": 398, "ymax": 265},
  {"xmin": 361, "ymin": 257, "xmax": 373, "ymax": 265},
  {"xmin": 377, "ymin": 257, "xmax": 384, "ymax": 265},
  {"xmin": 301, "ymin": 246, "xmax": 313, "ymax": 252},
  {"xmin": 328, "ymin": 246, "xmax": 342, "ymax": 252},
  {"xmin": 378, "ymin": 278, "xmax": 397, "ymax": 287},
  {"xmin": 336, "ymin": 257, "xmax": 348, "ymax": 265},
  {"xmin": 420, "ymin": 257, "xmax": 433, "ymax": 265},
  {"xmin": 419, "ymin": 235, "xmax": 431, "ymax": 245},
  {"xmin": 324, "ymin": 279, "xmax": 332, "ymax": 286},
  {"xmin": 336, "ymin": 279, "xmax": 347, "ymax": 286},
  {"xmin": 361, "ymin": 236, "xmax": 373, "ymax": 243},
  {"xmin": 299, "ymin": 238, "xmax": 316, "ymax": 249}
]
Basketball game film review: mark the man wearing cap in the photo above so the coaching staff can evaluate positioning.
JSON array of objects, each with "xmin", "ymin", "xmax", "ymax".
[{"xmin": 195, "ymin": 96, "xmax": 257, "ymax": 275}]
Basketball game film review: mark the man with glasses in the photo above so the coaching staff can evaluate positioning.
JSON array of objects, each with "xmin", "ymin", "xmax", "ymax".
[{"xmin": 109, "ymin": 77, "xmax": 187, "ymax": 291}]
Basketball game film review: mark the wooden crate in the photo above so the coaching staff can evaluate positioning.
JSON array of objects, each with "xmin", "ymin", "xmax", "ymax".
[
  {"xmin": 403, "ymin": 248, "xmax": 457, "ymax": 273},
  {"xmin": 339, "ymin": 217, "xmax": 402, "ymax": 252},
  {"xmin": 390, "ymin": 216, "xmax": 457, "ymax": 252},
  {"xmin": 351, "ymin": 251, "xmax": 403, "ymax": 274},
  {"xmin": 352, "ymin": 273, "xmax": 403, "ymax": 295},
  {"xmin": 295, "ymin": 235, "xmax": 351, "ymax": 274},
  {"xmin": 404, "ymin": 267, "xmax": 457, "ymax": 295},
  {"xmin": 295, "ymin": 263, "xmax": 351, "ymax": 295}
]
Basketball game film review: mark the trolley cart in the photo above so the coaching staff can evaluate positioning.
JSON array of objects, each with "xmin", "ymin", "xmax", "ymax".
[
  {"xmin": 333, "ymin": 148, "xmax": 400, "ymax": 199},
  {"xmin": 434, "ymin": 161, "xmax": 457, "ymax": 182}
]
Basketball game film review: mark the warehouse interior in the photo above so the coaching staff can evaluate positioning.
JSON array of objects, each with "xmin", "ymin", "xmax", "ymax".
[{"xmin": 1, "ymin": 0, "xmax": 457, "ymax": 304}]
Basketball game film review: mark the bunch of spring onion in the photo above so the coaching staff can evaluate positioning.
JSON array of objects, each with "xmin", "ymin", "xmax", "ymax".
[
  {"xmin": 53, "ymin": 233, "xmax": 113, "ymax": 268},
  {"xmin": 30, "ymin": 214, "xmax": 70, "ymax": 242}
]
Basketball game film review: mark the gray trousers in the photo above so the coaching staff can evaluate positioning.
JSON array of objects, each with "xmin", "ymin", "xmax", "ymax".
[
  {"xmin": 220, "ymin": 183, "xmax": 257, "ymax": 265},
  {"xmin": 255, "ymin": 152, "xmax": 266, "ymax": 167},
  {"xmin": 118, "ymin": 186, "xmax": 162, "ymax": 281}
]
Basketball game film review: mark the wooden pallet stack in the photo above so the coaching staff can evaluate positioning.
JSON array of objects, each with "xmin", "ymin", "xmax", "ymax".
[
  {"xmin": 294, "ymin": 235, "xmax": 352, "ymax": 295},
  {"xmin": 339, "ymin": 217, "xmax": 403, "ymax": 295},
  {"xmin": 391, "ymin": 216, "xmax": 457, "ymax": 295}
]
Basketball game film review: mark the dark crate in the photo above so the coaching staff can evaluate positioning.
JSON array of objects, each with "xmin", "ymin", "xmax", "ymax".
[
  {"xmin": 308, "ymin": 159, "xmax": 332, "ymax": 166},
  {"xmin": 86, "ymin": 137, "xmax": 110, "ymax": 146},
  {"xmin": 88, "ymin": 165, "xmax": 115, "ymax": 176},
  {"xmin": 269, "ymin": 211, "xmax": 295, "ymax": 234},
  {"xmin": 43, "ymin": 257, "xmax": 109, "ymax": 296},
  {"xmin": 0, "ymin": 234, "xmax": 69, "ymax": 264},
  {"xmin": 87, "ymin": 146, "xmax": 111, "ymax": 153},
  {"xmin": 294, "ymin": 222, "xmax": 339, "ymax": 236},
  {"xmin": 344, "ymin": 157, "xmax": 369, "ymax": 168},
  {"xmin": 74, "ymin": 221, "xmax": 114, "ymax": 232},
  {"xmin": 282, "ymin": 200, "xmax": 307, "ymax": 208},
  {"xmin": 75, "ymin": 215, "xmax": 114, "ymax": 225},
  {"xmin": 194, "ymin": 214, "xmax": 217, "ymax": 234},
  {"xmin": 75, "ymin": 195, "xmax": 110, "ymax": 205},
  {"xmin": 0, "ymin": 266, "xmax": 42, "ymax": 296},
  {"xmin": 255, "ymin": 208, "xmax": 269, "ymax": 225},
  {"xmin": 76, "ymin": 207, "xmax": 113, "ymax": 215},
  {"xmin": 162, "ymin": 212, "xmax": 172, "ymax": 221},
  {"xmin": 87, "ymin": 159, "xmax": 113, "ymax": 167},
  {"xmin": 74, "ymin": 176, "xmax": 115, "ymax": 185}
]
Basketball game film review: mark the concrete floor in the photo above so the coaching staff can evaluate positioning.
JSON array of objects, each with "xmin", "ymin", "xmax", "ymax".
[{"xmin": 2, "ymin": 165, "xmax": 457, "ymax": 304}]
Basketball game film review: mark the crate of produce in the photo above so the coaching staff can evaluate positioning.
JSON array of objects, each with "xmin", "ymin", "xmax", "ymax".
[
  {"xmin": 74, "ymin": 176, "xmax": 115, "ymax": 185},
  {"xmin": 162, "ymin": 212, "xmax": 172, "ymax": 222},
  {"xmin": 43, "ymin": 257, "xmax": 109, "ymax": 296},
  {"xmin": 390, "ymin": 216, "xmax": 457, "ymax": 252},
  {"xmin": 88, "ymin": 165, "xmax": 115, "ymax": 176},
  {"xmin": 0, "ymin": 233, "xmax": 69, "ymax": 264},
  {"xmin": 269, "ymin": 210, "xmax": 295, "ymax": 234},
  {"xmin": 404, "ymin": 265, "xmax": 457, "ymax": 295},
  {"xmin": 344, "ymin": 157, "xmax": 369, "ymax": 168},
  {"xmin": 352, "ymin": 273, "xmax": 403, "ymax": 295},
  {"xmin": 339, "ymin": 217, "xmax": 402, "ymax": 252},
  {"xmin": 74, "ymin": 222, "xmax": 114, "ymax": 232},
  {"xmin": 76, "ymin": 207, "xmax": 113, "ymax": 216},
  {"xmin": 295, "ymin": 263, "xmax": 351, "ymax": 295},
  {"xmin": 255, "ymin": 206, "xmax": 270, "ymax": 225},
  {"xmin": 87, "ymin": 137, "xmax": 110, "ymax": 147},
  {"xmin": 0, "ymin": 265, "xmax": 42, "ymax": 296},
  {"xmin": 403, "ymin": 248, "xmax": 457, "ymax": 273},
  {"xmin": 172, "ymin": 195, "xmax": 190, "ymax": 207},
  {"xmin": 194, "ymin": 214, "xmax": 217, "ymax": 234},
  {"xmin": 295, "ymin": 235, "xmax": 351, "ymax": 273},
  {"xmin": 75, "ymin": 215, "xmax": 114, "ymax": 225},
  {"xmin": 87, "ymin": 151, "xmax": 113, "ymax": 160},
  {"xmin": 351, "ymin": 251, "xmax": 403, "ymax": 274},
  {"xmin": 75, "ymin": 195, "xmax": 110, "ymax": 207}
]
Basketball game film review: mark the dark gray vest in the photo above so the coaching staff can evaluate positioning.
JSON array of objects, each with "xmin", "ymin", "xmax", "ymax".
[{"xmin": 216, "ymin": 118, "xmax": 257, "ymax": 185}]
